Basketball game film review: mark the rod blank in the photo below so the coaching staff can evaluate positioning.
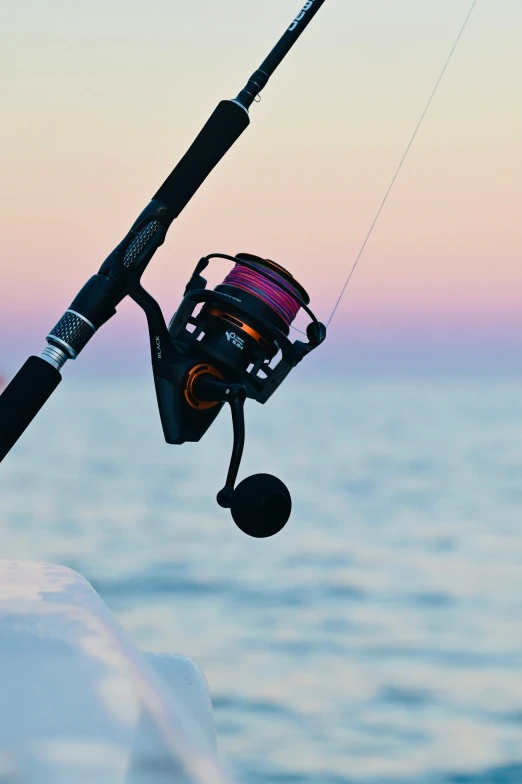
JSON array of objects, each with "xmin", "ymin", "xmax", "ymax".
[{"xmin": 0, "ymin": 357, "xmax": 62, "ymax": 463}]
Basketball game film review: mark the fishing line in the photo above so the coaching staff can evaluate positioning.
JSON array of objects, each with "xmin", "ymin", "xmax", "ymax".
[
  {"xmin": 326, "ymin": 0, "xmax": 479, "ymax": 327},
  {"xmin": 221, "ymin": 259, "xmax": 304, "ymax": 328}
]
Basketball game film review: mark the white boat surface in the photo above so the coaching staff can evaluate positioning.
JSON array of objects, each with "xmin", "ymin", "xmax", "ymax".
[{"xmin": 0, "ymin": 560, "xmax": 228, "ymax": 784}]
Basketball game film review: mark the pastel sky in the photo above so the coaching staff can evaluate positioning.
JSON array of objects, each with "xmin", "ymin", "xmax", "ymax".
[{"xmin": 0, "ymin": 0, "xmax": 520, "ymax": 376}]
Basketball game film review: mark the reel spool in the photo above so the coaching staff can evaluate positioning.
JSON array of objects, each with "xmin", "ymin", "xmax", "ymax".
[{"xmin": 130, "ymin": 252, "xmax": 326, "ymax": 538}]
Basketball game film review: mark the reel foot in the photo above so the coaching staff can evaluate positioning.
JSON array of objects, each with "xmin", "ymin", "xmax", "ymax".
[{"xmin": 230, "ymin": 473, "xmax": 291, "ymax": 538}]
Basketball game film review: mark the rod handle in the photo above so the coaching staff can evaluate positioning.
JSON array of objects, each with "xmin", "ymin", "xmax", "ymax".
[
  {"xmin": 153, "ymin": 100, "xmax": 250, "ymax": 219},
  {"xmin": 0, "ymin": 357, "xmax": 62, "ymax": 463}
]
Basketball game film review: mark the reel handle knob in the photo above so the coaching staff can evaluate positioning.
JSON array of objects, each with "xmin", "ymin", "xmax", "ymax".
[{"xmin": 230, "ymin": 474, "xmax": 292, "ymax": 538}]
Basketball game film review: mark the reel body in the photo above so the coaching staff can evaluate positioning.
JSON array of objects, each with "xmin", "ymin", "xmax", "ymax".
[{"xmin": 131, "ymin": 252, "xmax": 326, "ymax": 536}]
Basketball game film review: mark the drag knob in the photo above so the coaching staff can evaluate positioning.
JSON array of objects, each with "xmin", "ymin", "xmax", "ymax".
[{"xmin": 230, "ymin": 473, "xmax": 292, "ymax": 538}]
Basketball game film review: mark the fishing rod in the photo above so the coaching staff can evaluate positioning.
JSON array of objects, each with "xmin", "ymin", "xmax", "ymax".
[{"xmin": 0, "ymin": 0, "xmax": 328, "ymax": 538}]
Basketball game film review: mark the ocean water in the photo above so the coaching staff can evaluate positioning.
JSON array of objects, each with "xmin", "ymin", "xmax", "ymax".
[{"xmin": 1, "ymin": 376, "xmax": 522, "ymax": 784}]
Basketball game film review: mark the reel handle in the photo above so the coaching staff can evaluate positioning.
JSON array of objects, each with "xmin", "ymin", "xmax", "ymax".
[
  {"xmin": 192, "ymin": 375, "xmax": 246, "ymax": 508},
  {"xmin": 192, "ymin": 373, "xmax": 292, "ymax": 538}
]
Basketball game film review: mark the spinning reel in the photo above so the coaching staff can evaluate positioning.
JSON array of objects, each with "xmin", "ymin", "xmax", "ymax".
[{"xmin": 131, "ymin": 253, "xmax": 326, "ymax": 537}]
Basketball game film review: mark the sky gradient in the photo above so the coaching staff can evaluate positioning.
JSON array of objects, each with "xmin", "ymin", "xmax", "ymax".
[{"xmin": 1, "ymin": 0, "xmax": 520, "ymax": 377}]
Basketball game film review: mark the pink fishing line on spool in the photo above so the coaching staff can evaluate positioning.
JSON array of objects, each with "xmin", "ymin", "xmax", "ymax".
[{"xmin": 221, "ymin": 260, "xmax": 302, "ymax": 327}]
